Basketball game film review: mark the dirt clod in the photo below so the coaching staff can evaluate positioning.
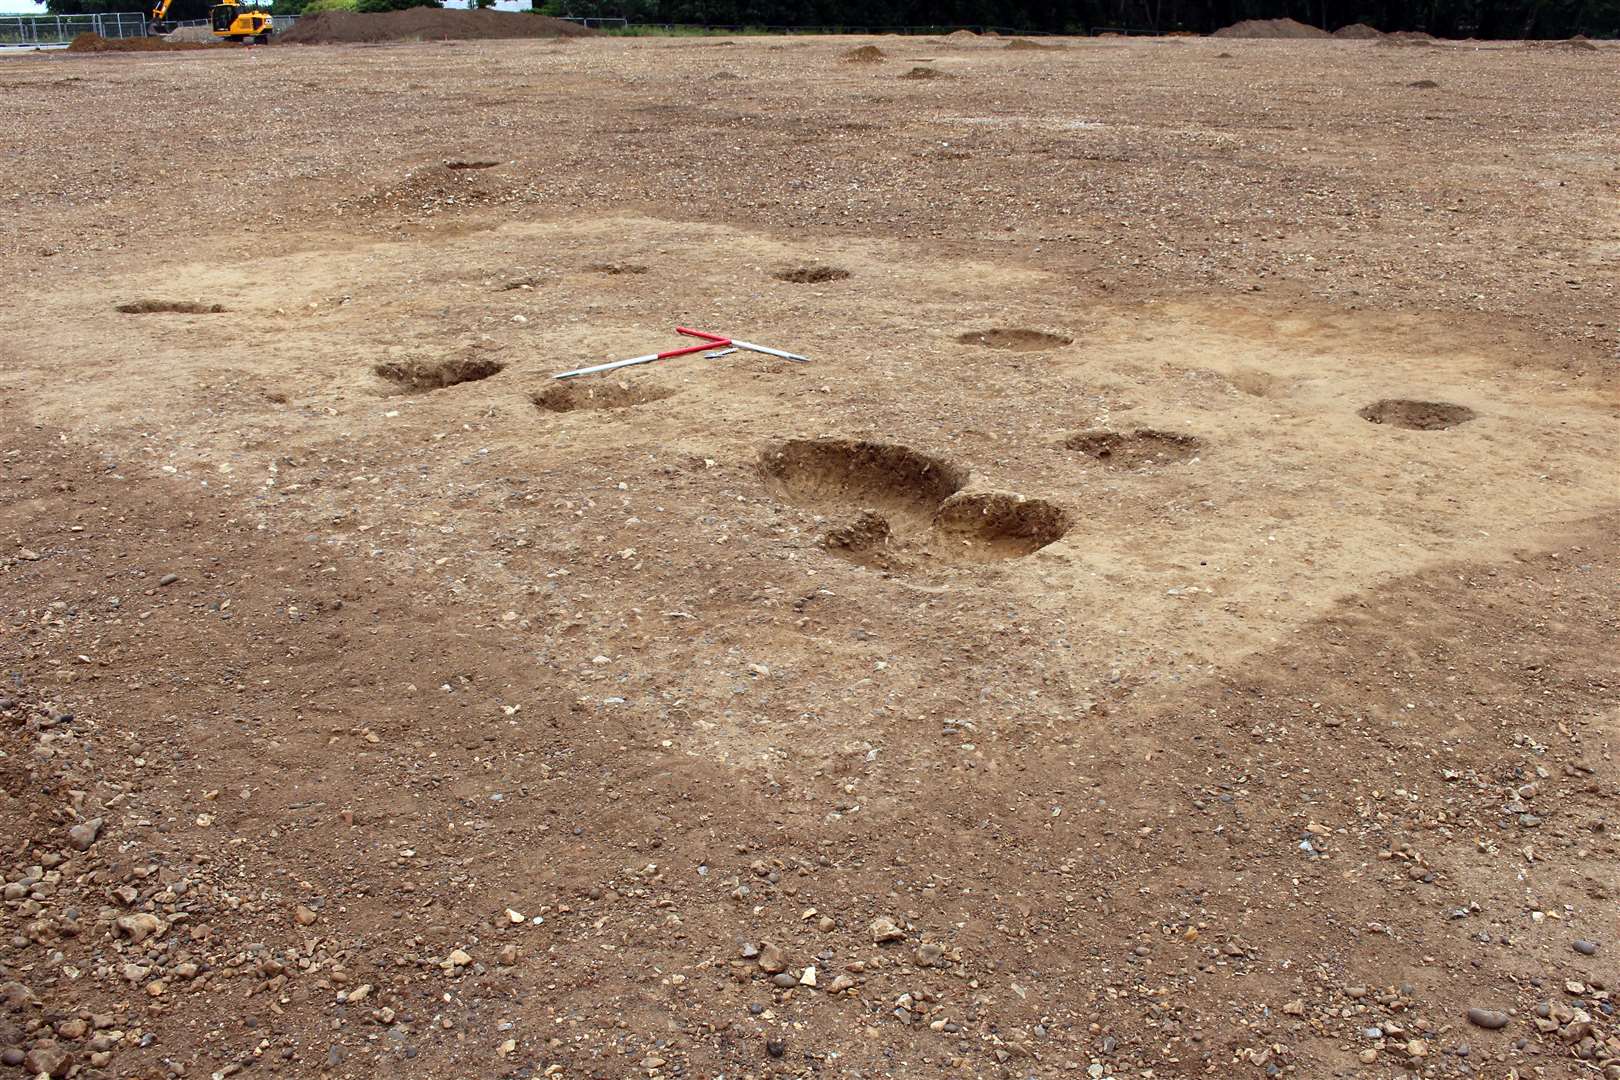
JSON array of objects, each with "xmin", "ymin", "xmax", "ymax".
[
  {"xmin": 823, "ymin": 509, "xmax": 893, "ymax": 558},
  {"xmin": 842, "ymin": 45, "xmax": 886, "ymax": 63},
  {"xmin": 373, "ymin": 356, "xmax": 504, "ymax": 393},
  {"xmin": 773, "ymin": 266, "xmax": 850, "ymax": 283},
  {"xmin": 1358, "ymin": 399, "xmax": 1477, "ymax": 430},
  {"xmin": 900, "ymin": 66, "xmax": 946, "ymax": 80},
  {"xmin": 116, "ymin": 300, "xmax": 224, "ymax": 314}
]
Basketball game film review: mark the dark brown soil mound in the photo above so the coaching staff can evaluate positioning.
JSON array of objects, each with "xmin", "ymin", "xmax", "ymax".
[
  {"xmin": 900, "ymin": 65, "xmax": 946, "ymax": 79},
  {"xmin": 774, "ymin": 266, "xmax": 849, "ymax": 283},
  {"xmin": 1332, "ymin": 22, "xmax": 1383, "ymax": 38},
  {"xmin": 1409, "ymin": 78, "xmax": 1440, "ymax": 88},
  {"xmin": 373, "ymin": 356, "xmax": 504, "ymax": 393},
  {"xmin": 957, "ymin": 328, "xmax": 1071, "ymax": 351},
  {"xmin": 842, "ymin": 45, "xmax": 886, "ymax": 63},
  {"xmin": 280, "ymin": 9, "xmax": 592, "ymax": 45},
  {"xmin": 116, "ymin": 299, "xmax": 225, "ymax": 313},
  {"xmin": 1005, "ymin": 38, "xmax": 1056, "ymax": 50},
  {"xmin": 1212, "ymin": 18, "xmax": 1330, "ymax": 38},
  {"xmin": 1358, "ymin": 399, "xmax": 1476, "ymax": 430},
  {"xmin": 67, "ymin": 32, "xmax": 229, "ymax": 52}
]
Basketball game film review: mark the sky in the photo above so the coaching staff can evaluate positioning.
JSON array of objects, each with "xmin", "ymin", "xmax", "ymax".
[{"xmin": 1, "ymin": 1, "xmax": 50, "ymax": 12}]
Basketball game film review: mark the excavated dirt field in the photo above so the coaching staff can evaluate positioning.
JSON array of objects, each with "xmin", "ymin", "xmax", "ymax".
[{"xmin": 1, "ymin": 32, "xmax": 1619, "ymax": 1080}]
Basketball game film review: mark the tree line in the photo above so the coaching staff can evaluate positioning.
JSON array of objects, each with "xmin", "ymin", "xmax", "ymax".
[{"xmin": 48, "ymin": 0, "xmax": 1619, "ymax": 37}]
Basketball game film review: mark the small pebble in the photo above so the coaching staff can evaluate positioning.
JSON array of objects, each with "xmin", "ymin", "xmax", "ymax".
[{"xmin": 1574, "ymin": 939, "xmax": 1599, "ymax": 956}]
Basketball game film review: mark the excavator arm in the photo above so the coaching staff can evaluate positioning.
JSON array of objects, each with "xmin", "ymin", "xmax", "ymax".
[{"xmin": 151, "ymin": 0, "xmax": 172, "ymax": 20}]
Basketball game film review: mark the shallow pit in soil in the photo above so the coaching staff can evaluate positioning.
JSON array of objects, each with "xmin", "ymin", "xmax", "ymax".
[
  {"xmin": 1358, "ymin": 399, "xmax": 1477, "ymax": 430},
  {"xmin": 930, "ymin": 492, "xmax": 1069, "ymax": 561},
  {"xmin": 117, "ymin": 300, "xmax": 225, "ymax": 314},
  {"xmin": 774, "ymin": 266, "xmax": 851, "ymax": 284},
  {"xmin": 1066, "ymin": 429, "xmax": 1203, "ymax": 467},
  {"xmin": 445, "ymin": 160, "xmax": 500, "ymax": 170},
  {"xmin": 532, "ymin": 382, "xmax": 674, "ymax": 412},
  {"xmin": 373, "ymin": 356, "xmax": 505, "ymax": 393},
  {"xmin": 760, "ymin": 438, "xmax": 966, "ymax": 531},
  {"xmin": 957, "ymin": 328, "xmax": 1072, "ymax": 351},
  {"xmin": 587, "ymin": 262, "xmax": 649, "ymax": 276}
]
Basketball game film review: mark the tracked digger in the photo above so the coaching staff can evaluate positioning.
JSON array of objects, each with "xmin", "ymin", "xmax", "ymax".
[{"xmin": 150, "ymin": 0, "xmax": 273, "ymax": 42}]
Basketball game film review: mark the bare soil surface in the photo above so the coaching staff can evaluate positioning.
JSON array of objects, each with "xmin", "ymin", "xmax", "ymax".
[{"xmin": 1, "ymin": 32, "xmax": 1619, "ymax": 1080}]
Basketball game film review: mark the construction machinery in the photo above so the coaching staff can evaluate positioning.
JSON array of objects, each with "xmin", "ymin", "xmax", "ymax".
[{"xmin": 150, "ymin": 0, "xmax": 273, "ymax": 42}]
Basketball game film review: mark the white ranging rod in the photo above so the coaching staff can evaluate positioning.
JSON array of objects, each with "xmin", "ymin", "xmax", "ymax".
[{"xmin": 551, "ymin": 326, "xmax": 809, "ymax": 380}]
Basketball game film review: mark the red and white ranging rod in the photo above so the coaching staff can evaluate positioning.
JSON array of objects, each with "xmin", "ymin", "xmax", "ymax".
[{"xmin": 552, "ymin": 327, "xmax": 809, "ymax": 380}]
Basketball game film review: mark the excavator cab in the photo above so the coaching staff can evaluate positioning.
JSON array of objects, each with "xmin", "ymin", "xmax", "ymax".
[{"xmin": 209, "ymin": 0, "xmax": 273, "ymax": 42}]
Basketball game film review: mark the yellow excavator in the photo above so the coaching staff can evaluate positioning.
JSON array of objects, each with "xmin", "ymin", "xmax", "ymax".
[{"xmin": 150, "ymin": 0, "xmax": 273, "ymax": 43}]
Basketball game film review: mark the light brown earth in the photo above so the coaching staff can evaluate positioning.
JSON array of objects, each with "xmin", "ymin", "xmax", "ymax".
[{"xmin": 2, "ymin": 31, "xmax": 1619, "ymax": 1080}]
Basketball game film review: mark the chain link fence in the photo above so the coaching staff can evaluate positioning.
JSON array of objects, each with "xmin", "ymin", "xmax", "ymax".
[{"xmin": 0, "ymin": 11, "xmax": 149, "ymax": 45}]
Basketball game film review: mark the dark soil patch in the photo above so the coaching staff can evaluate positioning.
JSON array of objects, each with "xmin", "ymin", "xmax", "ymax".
[
  {"xmin": 498, "ymin": 277, "xmax": 543, "ymax": 292},
  {"xmin": 1358, "ymin": 399, "xmax": 1477, "ymax": 430},
  {"xmin": 445, "ymin": 160, "xmax": 500, "ymax": 170},
  {"xmin": 842, "ymin": 45, "xmax": 886, "ymax": 63},
  {"xmin": 1215, "ymin": 51, "xmax": 1235, "ymax": 57},
  {"xmin": 587, "ymin": 263, "xmax": 649, "ymax": 276},
  {"xmin": 931, "ymin": 492, "xmax": 1069, "ymax": 562},
  {"xmin": 116, "ymin": 300, "xmax": 225, "ymax": 314},
  {"xmin": 1066, "ymin": 429, "xmax": 1203, "ymax": 467},
  {"xmin": 774, "ymin": 266, "xmax": 850, "ymax": 284},
  {"xmin": 957, "ymin": 328, "xmax": 1071, "ymax": 351},
  {"xmin": 1409, "ymin": 79, "xmax": 1440, "ymax": 89},
  {"xmin": 760, "ymin": 438, "xmax": 966, "ymax": 532},
  {"xmin": 279, "ymin": 9, "xmax": 592, "ymax": 44},
  {"xmin": 531, "ymin": 382, "xmax": 673, "ymax": 412},
  {"xmin": 67, "ymin": 32, "xmax": 230, "ymax": 52},
  {"xmin": 1005, "ymin": 38, "xmax": 1057, "ymax": 50},
  {"xmin": 373, "ymin": 356, "xmax": 505, "ymax": 393},
  {"xmin": 900, "ymin": 66, "xmax": 946, "ymax": 79}
]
